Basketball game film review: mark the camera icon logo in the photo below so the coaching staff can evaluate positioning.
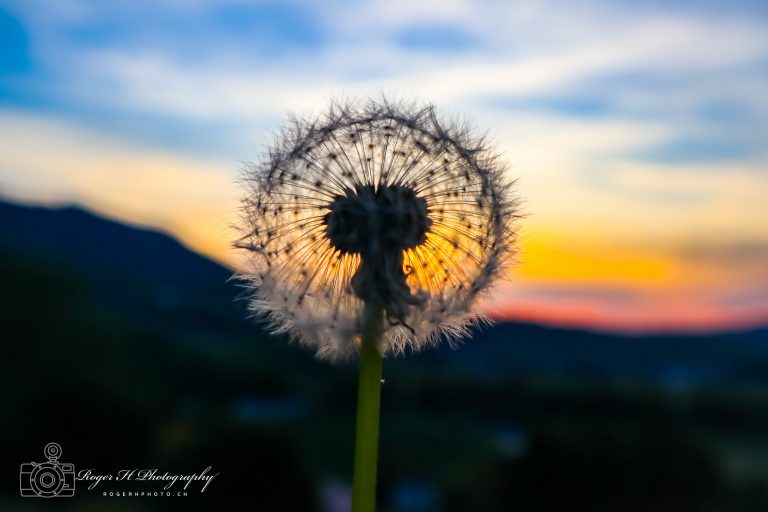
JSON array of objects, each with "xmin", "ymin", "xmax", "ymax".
[{"xmin": 20, "ymin": 442, "xmax": 76, "ymax": 498}]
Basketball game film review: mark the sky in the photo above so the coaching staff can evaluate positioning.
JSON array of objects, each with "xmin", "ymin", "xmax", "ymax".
[{"xmin": 1, "ymin": 0, "xmax": 766, "ymax": 333}]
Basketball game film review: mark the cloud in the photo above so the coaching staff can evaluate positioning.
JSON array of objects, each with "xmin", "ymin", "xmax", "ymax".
[
  {"xmin": 6, "ymin": 1, "xmax": 767, "ymax": 116},
  {"xmin": 506, "ymin": 284, "xmax": 644, "ymax": 305},
  {"xmin": 3, "ymin": 0, "xmax": 766, "ymax": 173},
  {"xmin": 72, "ymin": 15, "xmax": 768, "ymax": 117},
  {"xmin": 0, "ymin": 108, "xmax": 238, "ymax": 262},
  {"xmin": 489, "ymin": 277, "xmax": 768, "ymax": 333},
  {"xmin": 680, "ymin": 241, "xmax": 768, "ymax": 265},
  {"xmin": 1, "ymin": 0, "xmax": 767, "ymax": 332}
]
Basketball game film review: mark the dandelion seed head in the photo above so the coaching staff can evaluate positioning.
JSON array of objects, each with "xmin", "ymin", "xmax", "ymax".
[{"xmin": 236, "ymin": 98, "xmax": 518, "ymax": 360}]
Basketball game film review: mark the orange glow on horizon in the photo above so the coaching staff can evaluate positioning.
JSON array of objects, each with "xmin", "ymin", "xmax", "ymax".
[
  {"xmin": 516, "ymin": 232, "xmax": 677, "ymax": 284},
  {"xmin": 2, "ymin": 110, "xmax": 766, "ymax": 335},
  {"xmin": 488, "ymin": 300, "xmax": 768, "ymax": 334},
  {"xmin": 177, "ymin": 222, "xmax": 767, "ymax": 335}
]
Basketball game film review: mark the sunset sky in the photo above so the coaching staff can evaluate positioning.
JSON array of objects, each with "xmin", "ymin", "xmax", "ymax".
[{"xmin": 1, "ymin": 0, "xmax": 766, "ymax": 332}]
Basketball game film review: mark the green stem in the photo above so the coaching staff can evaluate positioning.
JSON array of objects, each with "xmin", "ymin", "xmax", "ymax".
[{"xmin": 351, "ymin": 303, "xmax": 385, "ymax": 512}]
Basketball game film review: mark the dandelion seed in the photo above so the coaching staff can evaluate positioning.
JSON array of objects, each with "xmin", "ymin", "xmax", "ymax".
[
  {"xmin": 235, "ymin": 98, "xmax": 519, "ymax": 512},
  {"xmin": 236, "ymin": 98, "xmax": 518, "ymax": 360}
]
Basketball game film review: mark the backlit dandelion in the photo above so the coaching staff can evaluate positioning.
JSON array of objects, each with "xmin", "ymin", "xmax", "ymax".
[
  {"xmin": 236, "ymin": 99, "xmax": 518, "ymax": 360},
  {"xmin": 235, "ymin": 98, "xmax": 517, "ymax": 512}
]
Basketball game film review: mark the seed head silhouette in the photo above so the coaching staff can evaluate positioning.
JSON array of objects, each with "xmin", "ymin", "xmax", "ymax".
[{"xmin": 236, "ymin": 98, "xmax": 518, "ymax": 360}]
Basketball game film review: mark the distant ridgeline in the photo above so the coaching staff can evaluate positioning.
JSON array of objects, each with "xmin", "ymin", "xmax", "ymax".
[
  {"xmin": 0, "ymin": 197, "xmax": 766, "ymax": 386},
  {"xmin": 0, "ymin": 199, "xmax": 233, "ymax": 313},
  {"xmin": 3, "ymin": 199, "xmax": 768, "ymax": 510}
]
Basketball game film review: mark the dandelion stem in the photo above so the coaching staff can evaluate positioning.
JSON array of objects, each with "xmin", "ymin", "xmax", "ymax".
[{"xmin": 352, "ymin": 302, "xmax": 385, "ymax": 512}]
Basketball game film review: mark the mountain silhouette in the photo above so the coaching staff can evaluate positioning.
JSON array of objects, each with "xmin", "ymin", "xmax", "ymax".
[
  {"xmin": 3, "ymin": 197, "xmax": 767, "ymax": 510},
  {"xmin": 1, "ymin": 197, "xmax": 766, "ymax": 385},
  {"xmin": 0, "ymin": 199, "xmax": 248, "ymax": 331}
]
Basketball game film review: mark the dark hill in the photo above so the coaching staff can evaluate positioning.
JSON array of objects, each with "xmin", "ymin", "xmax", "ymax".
[
  {"xmin": 0, "ymin": 199, "xmax": 242, "ymax": 329},
  {"xmin": 0, "ymin": 200, "xmax": 228, "ymax": 288},
  {"xmin": 3, "ymin": 197, "xmax": 768, "ymax": 510},
  {"xmin": 1, "ymin": 197, "xmax": 766, "ymax": 386}
]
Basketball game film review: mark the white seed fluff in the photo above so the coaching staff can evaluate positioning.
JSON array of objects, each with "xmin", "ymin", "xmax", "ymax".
[{"xmin": 235, "ymin": 99, "xmax": 518, "ymax": 360}]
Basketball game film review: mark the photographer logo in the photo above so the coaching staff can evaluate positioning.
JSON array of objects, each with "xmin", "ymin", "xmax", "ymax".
[
  {"xmin": 20, "ymin": 442, "xmax": 76, "ymax": 498},
  {"xmin": 18, "ymin": 442, "xmax": 218, "ymax": 498}
]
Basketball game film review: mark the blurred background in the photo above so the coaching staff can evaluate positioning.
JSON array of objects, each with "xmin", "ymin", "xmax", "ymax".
[{"xmin": 1, "ymin": 0, "xmax": 767, "ymax": 510}]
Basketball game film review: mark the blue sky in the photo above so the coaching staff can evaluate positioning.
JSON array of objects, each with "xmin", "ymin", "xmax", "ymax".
[
  {"xmin": 1, "ymin": 0, "xmax": 766, "ymax": 331},
  {"xmin": 3, "ymin": 0, "xmax": 766, "ymax": 162}
]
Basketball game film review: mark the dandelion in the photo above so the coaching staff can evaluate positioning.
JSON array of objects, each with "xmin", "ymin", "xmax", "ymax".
[
  {"xmin": 236, "ymin": 99, "xmax": 517, "ymax": 358},
  {"xmin": 235, "ymin": 98, "xmax": 517, "ymax": 511}
]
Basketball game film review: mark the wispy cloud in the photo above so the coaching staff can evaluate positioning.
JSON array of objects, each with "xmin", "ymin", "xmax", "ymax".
[
  {"xmin": 1, "ymin": 0, "xmax": 766, "ymax": 331},
  {"xmin": 0, "ymin": 108, "xmax": 236, "ymax": 261}
]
